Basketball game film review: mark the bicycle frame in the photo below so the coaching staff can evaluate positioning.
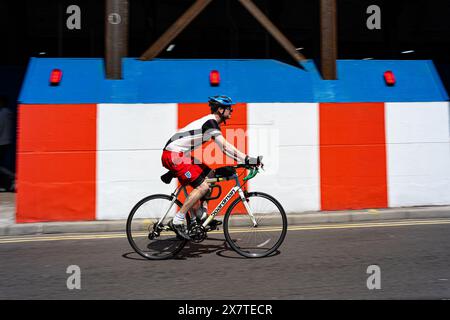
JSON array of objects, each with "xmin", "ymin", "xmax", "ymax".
[{"xmin": 155, "ymin": 174, "xmax": 258, "ymax": 229}]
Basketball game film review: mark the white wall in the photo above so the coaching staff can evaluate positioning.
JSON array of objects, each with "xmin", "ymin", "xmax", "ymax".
[
  {"xmin": 96, "ymin": 104, "xmax": 178, "ymax": 220},
  {"xmin": 95, "ymin": 101, "xmax": 450, "ymax": 220},
  {"xmin": 247, "ymin": 103, "xmax": 321, "ymax": 212},
  {"xmin": 386, "ymin": 102, "xmax": 450, "ymax": 207}
]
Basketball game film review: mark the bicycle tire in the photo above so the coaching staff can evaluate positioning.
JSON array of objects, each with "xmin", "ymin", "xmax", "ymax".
[
  {"xmin": 223, "ymin": 192, "xmax": 287, "ymax": 258},
  {"xmin": 126, "ymin": 194, "xmax": 187, "ymax": 260}
]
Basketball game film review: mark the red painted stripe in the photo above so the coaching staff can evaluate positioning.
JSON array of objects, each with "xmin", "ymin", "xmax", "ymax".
[
  {"xmin": 16, "ymin": 104, "xmax": 97, "ymax": 222},
  {"xmin": 177, "ymin": 103, "xmax": 247, "ymax": 214},
  {"xmin": 320, "ymin": 103, "xmax": 388, "ymax": 210}
]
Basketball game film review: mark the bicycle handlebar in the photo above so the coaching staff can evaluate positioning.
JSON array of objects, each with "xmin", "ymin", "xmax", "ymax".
[
  {"xmin": 243, "ymin": 167, "xmax": 259, "ymax": 181},
  {"xmin": 234, "ymin": 161, "xmax": 264, "ymax": 170},
  {"xmin": 213, "ymin": 162, "xmax": 263, "ymax": 182},
  {"xmin": 233, "ymin": 163, "xmax": 262, "ymax": 181}
]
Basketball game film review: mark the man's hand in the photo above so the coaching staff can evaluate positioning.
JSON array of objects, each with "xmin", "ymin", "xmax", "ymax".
[{"xmin": 245, "ymin": 155, "xmax": 264, "ymax": 167}]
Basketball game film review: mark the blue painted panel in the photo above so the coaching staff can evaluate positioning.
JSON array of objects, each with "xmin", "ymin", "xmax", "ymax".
[
  {"xmin": 326, "ymin": 60, "xmax": 449, "ymax": 102},
  {"xmin": 19, "ymin": 58, "xmax": 449, "ymax": 104},
  {"xmin": 19, "ymin": 58, "xmax": 104, "ymax": 104}
]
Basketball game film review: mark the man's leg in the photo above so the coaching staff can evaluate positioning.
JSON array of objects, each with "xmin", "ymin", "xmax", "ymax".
[
  {"xmin": 195, "ymin": 170, "xmax": 222, "ymax": 230},
  {"xmin": 196, "ymin": 170, "xmax": 215, "ymax": 221},
  {"xmin": 170, "ymin": 161, "xmax": 213, "ymax": 239},
  {"xmin": 177, "ymin": 168, "xmax": 214, "ymax": 223},
  {"xmin": 178, "ymin": 180, "xmax": 210, "ymax": 217},
  {"xmin": 171, "ymin": 180, "xmax": 210, "ymax": 239}
]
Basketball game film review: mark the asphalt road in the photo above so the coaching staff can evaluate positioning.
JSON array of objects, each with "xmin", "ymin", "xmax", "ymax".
[{"xmin": 1, "ymin": 219, "xmax": 450, "ymax": 300}]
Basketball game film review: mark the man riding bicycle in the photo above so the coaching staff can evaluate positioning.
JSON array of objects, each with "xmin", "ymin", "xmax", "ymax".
[{"xmin": 161, "ymin": 95, "xmax": 262, "ymax": 240}]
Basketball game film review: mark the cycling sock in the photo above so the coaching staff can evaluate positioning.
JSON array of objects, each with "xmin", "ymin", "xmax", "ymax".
[{"xmin": 173, "ymin": 212, "xmax": 185, "ymax": 225}]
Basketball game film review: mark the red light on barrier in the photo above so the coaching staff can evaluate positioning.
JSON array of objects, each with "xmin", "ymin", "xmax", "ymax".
[
  {"xmin": 384, "ymin": 70, "xmax": 396, "ymax": 86},
  {"xmin": 210, "ymin": 70, "xmax": 220, "ymax": 86},
  {"xmin": 50, "ymin": 69, "xmax": 62, "ymax": 86}
]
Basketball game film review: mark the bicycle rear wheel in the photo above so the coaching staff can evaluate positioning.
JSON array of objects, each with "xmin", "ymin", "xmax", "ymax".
[
  {"xmin": 126, "ymin": 194, "xmax": 187, "ymax": 260},
  {"xmin": 223, "ymin": 192, "xmax": 287, "ymax": 258}
]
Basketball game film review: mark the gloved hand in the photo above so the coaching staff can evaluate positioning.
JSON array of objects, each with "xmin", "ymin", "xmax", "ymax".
[{"xmin": 245, "ymin": 155, "xmax": 263, "ymax": 167}]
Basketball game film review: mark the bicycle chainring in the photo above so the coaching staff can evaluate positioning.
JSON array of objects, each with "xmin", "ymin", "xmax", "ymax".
[{"xmin": 189, "ymin": 225, "xmax": 207, "ymax": 243}]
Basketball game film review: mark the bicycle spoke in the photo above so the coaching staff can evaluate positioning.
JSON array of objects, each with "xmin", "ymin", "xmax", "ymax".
[
  {"xmin": 126, "ymin": 195, "xmax": 187, "ymax": 260},
  {"xmin": 224, "ymin": 192, "xmax": 287, "ymax": 258}
]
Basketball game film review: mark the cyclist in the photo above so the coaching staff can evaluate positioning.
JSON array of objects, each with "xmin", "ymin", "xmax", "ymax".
[{"xmin": 161, "ymin": 95, "xmax": 262, "ymax": 240}]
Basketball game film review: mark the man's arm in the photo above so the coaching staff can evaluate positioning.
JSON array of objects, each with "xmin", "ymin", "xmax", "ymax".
[{"xmin": 213, "ymin": 134, "xmax": 247, "ymax": 164}]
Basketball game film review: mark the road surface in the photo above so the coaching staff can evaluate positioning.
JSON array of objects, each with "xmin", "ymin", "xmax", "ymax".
[{"xmin": 1, "ymin": 218, "xmax": 450, "ymax": 299}]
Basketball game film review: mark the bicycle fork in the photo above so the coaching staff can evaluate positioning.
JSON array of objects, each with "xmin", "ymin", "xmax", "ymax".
[{"xmin": 239, "ymin": 189, "xmax": 258, "ymax": 227}]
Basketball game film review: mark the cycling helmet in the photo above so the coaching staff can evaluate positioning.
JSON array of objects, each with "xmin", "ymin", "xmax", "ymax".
[{"xmin": 208, "ymin": 95, "xmax": 234, "ymax": 113}]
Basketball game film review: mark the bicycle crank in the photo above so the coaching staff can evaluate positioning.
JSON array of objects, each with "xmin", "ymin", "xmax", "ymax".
[{"xmin": 189, "ymin": 225, "xmax": 207, "ymax": 243}]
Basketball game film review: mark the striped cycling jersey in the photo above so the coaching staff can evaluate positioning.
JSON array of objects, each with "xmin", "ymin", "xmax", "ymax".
[{"xmin": 164, "ymin": 114, "xmax": 222, "ymax": 153}]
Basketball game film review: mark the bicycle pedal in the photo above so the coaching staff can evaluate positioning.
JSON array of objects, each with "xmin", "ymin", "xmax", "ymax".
[
  {"xmin": 211, "ymin": 220, "xmax": 222, "ymax": 227},
  {"xmin": 206, "ymin": 220, "xmax": 222, "ymax": 231}
]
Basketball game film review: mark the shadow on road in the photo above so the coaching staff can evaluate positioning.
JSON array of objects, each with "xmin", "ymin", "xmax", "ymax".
[
  {"xmin": 216, "ymin": 249, "xmax": 281, "ymax": 259},
  {"xmin": 122, "ymin": 236, "xmax": 230, "ymax": 261},
  {"xmin": 177, "ymin": 238, "xmax": 228, "ymax": 259},
  {"xmin": 122, "ymin": 236, "xmax": 281, "ymax": 261}
]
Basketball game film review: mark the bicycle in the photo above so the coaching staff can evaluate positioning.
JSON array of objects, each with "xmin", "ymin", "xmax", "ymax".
[{"xmin": 126, "ymin": 163, "xmax": 287, "ymax": 260}]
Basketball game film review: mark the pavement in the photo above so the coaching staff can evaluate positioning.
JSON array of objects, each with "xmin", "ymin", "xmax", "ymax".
[{"xmin": 1, "ymin": 191, "xmax": 450, "ymax": 236}]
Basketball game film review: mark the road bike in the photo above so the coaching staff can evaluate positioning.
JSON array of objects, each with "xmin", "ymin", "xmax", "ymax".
[{"xmin": 126, "ymin": 163, "xmax": 287, "ymax": 259}]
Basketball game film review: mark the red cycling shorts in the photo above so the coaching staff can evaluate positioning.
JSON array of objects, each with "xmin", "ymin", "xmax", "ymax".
[{"xmin": 161, "ymin": 150, "xmax": 211, "ymax": 188}]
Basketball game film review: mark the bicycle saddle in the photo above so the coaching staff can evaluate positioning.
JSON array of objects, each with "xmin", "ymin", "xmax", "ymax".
[{"xmin": 161, "ymin": 171, "xmax": 175, "ymax": 184}]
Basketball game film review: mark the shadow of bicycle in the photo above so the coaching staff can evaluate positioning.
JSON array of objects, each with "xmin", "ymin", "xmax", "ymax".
[
  {"xmin": 176, "ymin": 238, "xmax": 229, "ymax": 259},
  {"xmin": 122, "ymin": 236, "xmax": 231, "ymax": 261},
  {"xmin": 123, "ymin": 236, "xmax": 281, "ymax": 261}
]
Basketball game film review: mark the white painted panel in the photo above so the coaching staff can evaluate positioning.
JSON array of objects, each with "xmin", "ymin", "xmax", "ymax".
[
  {"xmin": 248, "ymin": 103, "xmax": 320, "ymax": 212},
  {"xmin": 386, "ymin": 143, "xmax": 450, "ymax": 206},
  {"xmin": 386, "ymin": 102, "xmax": 449, "ymax": 143},
  {"xmin": 97, "ymin": 104, "xmax": 177, "ymax": 220},
  {"xmin": 96, "ymin": 150, "xmax": 177, "ymax": 220},
  {"xmin": 248, "ymin": 103, "xmax": 319, "ymax": 146},
  {"xmin": 97, "ymin": 103, "xmax": 177, "ymax": 150},
  {"xmin": 386, "ymin": 102, "xmax": 450, "ymax": 207}
]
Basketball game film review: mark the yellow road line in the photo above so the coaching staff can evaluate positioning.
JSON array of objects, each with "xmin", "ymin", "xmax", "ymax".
[
  {"xmin": 227, "ymin": 219, "xmax": 450, "ymax": 233},
  {"xmin": 0, "ymin": 219, "xmax": 449, "ymax": 244}
]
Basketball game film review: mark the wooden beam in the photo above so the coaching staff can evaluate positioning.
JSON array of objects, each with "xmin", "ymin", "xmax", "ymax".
[
  {"xmin": 320, "ymin": 0, "xmax": 337, "ymax": 80},
  {"xmin": 140, "ymin": 0, "xmax": 212, "ymax": 61},
  {"xmin": 105, "ymin": 0, "xmax": 129, "ymax": 79},
  {"xmin": 238, "ymin": 0, "xmax": 306, "ymax": 64}
]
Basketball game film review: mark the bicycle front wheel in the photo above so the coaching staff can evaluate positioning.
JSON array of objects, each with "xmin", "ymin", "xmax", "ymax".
[
  {"xmin": 223, "ymin": 192, "xmax": 287, "ymax": 258},
  {"xmin": 126, "ymin": 194, "xmax": 187, "ymax": 260}
]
